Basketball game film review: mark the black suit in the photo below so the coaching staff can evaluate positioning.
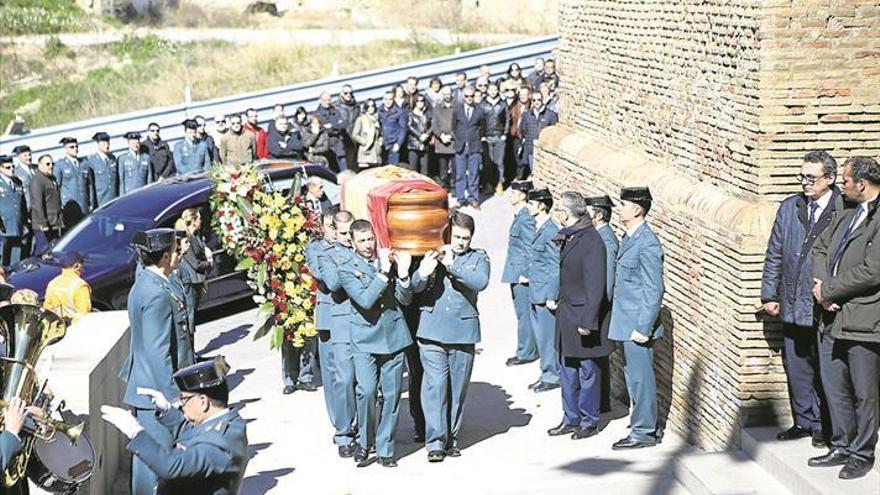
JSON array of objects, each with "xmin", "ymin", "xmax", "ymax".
[
  {"xmin": 452, "ymin": 103, "xmax": 484, "ymax": 204},
  {"xmin": 28, "ymin": 171, "xmax": 62, "ymax": 255},
  {"xmin": 555, "ymin": 219, "xmax": 611, "ymax": 430}
]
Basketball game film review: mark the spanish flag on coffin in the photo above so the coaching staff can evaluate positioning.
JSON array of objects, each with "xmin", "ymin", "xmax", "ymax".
[{"xmin": 340, "ymin": 166, "xmax": 449, "ymax": 255}]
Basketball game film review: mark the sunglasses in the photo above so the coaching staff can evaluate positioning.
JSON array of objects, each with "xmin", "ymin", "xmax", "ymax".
[
  {"xmin": 66, "ymin": 144, "xmax": 78, "ymax": 149},
  {"xmin": 0, "ymin": 165, "xmax": 13, "ymax": 170},
  {"xmin": 149, "ymin": 129, "xmax": 159, "ymax": 133},
  {"xmin": 342, "ymin": 91, "xmax": 352, "ymax": 96},
  {"xmin": 464, "ymin": 94, "xmax": 475, "ymax": 98}
]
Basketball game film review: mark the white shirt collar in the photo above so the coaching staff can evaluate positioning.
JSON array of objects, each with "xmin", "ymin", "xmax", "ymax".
[
  {"xmin": 810, "ymin": 189, "xmax": 833, "ymax": 215},
  {"xmin": 146, "ymin": 265, "xmax": 169, "ymax": 281},
  {"xmin": 201, "ymin": 408, "xmax": 231, "ymax": 426},
  {"xmin": 625, "ymin": 219, "xmax": 645, "ymax": 238}
]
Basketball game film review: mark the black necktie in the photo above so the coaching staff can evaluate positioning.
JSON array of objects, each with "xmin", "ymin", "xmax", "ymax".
[
  {"xmin": 807, "ymin": 201, "xmax": 819, "ymax": 232},
  {"xmin": 831, "ymin": 206, "xmax": 864, "ymax": 276}
]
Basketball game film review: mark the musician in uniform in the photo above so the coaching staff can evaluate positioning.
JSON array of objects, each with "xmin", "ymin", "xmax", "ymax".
[
  {"xmin": 413, "ymin": 212, "xmax": 490, "ymax": 462},
  {"xmin": 102, "ymin": 359, "xmax": 248, "ymax": 495},
  {"xmin": 54, "ymin": 137, "xmax": 91, "ymax": 230},
  {"xmin": 0, "ymin": 155, "xmax": 29, "ymax": 267},
  {"xmin": 118, "ymin": 132, "xmax": 154, "ymax": 195},
  {"xmin": 118, "ymin": 228, "xmax": 185, "ymax": 494},
  {"xmin": 502, "ymin": 179, "xmax": 538, "ymax": 367},
  {"xmin": 86, "ymin": 132, "xmax": 119, "ymax": 209},
  {"xmin": 337, "ymin": 220, "xmax": 413, "ymax": 467}
]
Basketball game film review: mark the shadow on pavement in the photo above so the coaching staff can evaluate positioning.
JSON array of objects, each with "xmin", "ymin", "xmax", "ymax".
[
  {"xmin": 240, "ymin": 467, "xmax": 295, "ymax": 495},
  {"xmin": 248, "ymin": 442, "xmax": 272, "ymax": 461},
  {"xmin": 199, "ymin": 324, "xmax": 253, "ymax": 354},
  {"xmin": 559, "ymin": 457, "xmax": 634, "ymax": 476},
  {"xmin": 227, "ymin": 368, "xmax": 256, "ymax": 392},
  {"xmin": 197, "ymin": 297, "xmax": 257, "ymax": 324}
]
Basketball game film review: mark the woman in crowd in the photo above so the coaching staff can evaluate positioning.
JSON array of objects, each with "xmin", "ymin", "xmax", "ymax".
[
  {"xmin": 406, "ymin": 94, "xmax": 432, "ymax": 176},
  {"xmin": 500, "ymin": 63, "xmax": 525, "ymax": 94},
  {"xmin": 351, "ymin": 99, "xmax": 383, "ymax": 170},
  {"xmin": 303, "ymin": 114, "xmax": 331, "ymax": 167},
  {"xmin": 176, "ymin": 208, "xmax": 212, "ymax": 338},
  {"xmin": 425, "ymin": 77, "xmax": 444, "ymax": 107}
]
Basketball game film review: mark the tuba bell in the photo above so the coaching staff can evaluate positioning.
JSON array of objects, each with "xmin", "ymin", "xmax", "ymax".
[{"xmin": 0, "ymin": 303, "xmax": 67, "ymax": 487}]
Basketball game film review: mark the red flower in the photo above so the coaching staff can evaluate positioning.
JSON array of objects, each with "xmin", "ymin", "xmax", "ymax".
[
  {"xmin": 278, "ymin": 303, "xmax": 288, "ymax": 313},
  {"xmin": 271, "ymin": 279, "xmax": 281, "ymax": 290}
]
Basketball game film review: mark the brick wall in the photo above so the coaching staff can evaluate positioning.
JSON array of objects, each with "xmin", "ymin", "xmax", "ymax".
[{"xmin": 538, "ymin": 0, "xmax": 880, "ymax": 451}]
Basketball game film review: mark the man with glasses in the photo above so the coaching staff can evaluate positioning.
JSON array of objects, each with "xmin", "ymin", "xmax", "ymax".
[
  {"xmin": 55, "ymin": 136, "xmax": 91, "ymax": 229},
  {"xmin": 86, "ymin": 131, "xmax": 119, "ymax": 209},
  {"xmin": 453, "ymin": 86, "xmax": 486, "ymax": 209},
  {"xmin": 219, "ymin": 115, "xmax": 257, "ymax": 166},
  {"xmin": 518, "ymin": 92, "xmax": 558, "ymax": 178},
  {"xmin": 761, "ymin": 151, "xmax": 842, "ymax": 449},
  {"xmin": 141, "ymin": 123, "xmax": 176, "ymax": 179},
  {"xmin": 29, "ymin": 155, "xmax": 62, "ymax": 255},
  {"xmin": 0, "ymin": 155, "xmax": 28, "ymax": 266}
]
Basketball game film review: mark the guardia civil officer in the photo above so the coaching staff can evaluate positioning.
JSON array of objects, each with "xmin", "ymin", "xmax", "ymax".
[
  {"xmin": 102, "ymin": 359, "xmax": 248, "ymax": 494},
  {"xmin": 55, "ymin": 136, "xmax": 91, "ymax": 229},
  {"xmin": 119, "ymin": 228, "xmax": 185, "ymax": 494},
  {"xmin": 29, "ymin": 154, "xmax": 63, "ymax": 255},
  {"xmin": 585, "ymin": 195, "xmax": 619, "ymax": 300},
  {"xmin": 502, "ymin": 179, "xmax": 538, "ymax": 366},
  {"xmin": 316, "ymin": 210, "xmax": 358, "ymax": 457},
  {"xmin": 0, "ymin": 155, "xmax": 28, "ymax": 266},
  {"xmin": 609, "ymin": 187, "xmax": 665, "ymax": 450},
  {"xmin": 169, "ymin": 228, "xmax": 196, "ymax": 370},
  {"xmin": 338, "ymin": 220, "xmax": 413, "ymax": 467},
  {"xmin": 413, "ymin": 212, "xmax": 490, "ymax": 462},
  {"xmin": 86, "ymin": 132, "xmax": 119, "ymax": 208},
  {"xmin": 173, "ymin": 120, "xmax": 211, "ymax": 176},
  {"xmin": 119, "ymin": 132, "xmax": 154, "ymax": 195},
  {"xmin": 523, "ymin": 187, "xmax": 561, "ymax": 392},
  {"xmin": 12, "ymin": 145, "xmax": 35, "ymax": 211},
  {"xmin": 547, "ymin": 192, "xmax": 610, "ymax": 441}
]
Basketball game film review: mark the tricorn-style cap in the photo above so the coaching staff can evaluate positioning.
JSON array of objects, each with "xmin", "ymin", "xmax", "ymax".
[
  {"xmin": 619, "ymin": 187, "xmax": 652, "ymax": 203},
  {"xmin": 0, "ymin": 283, "xmax": 14, "ymax": 302},
  {"xmin": 124, "ymin": 131, "xmax": 141, "ymax": 140},
  {"xmin": 92, "ymin": 132, "xmax": 110, "ymax": 142},
  {"xmin": 528, "ymin": 187, "xmax": 552, "ymax": 201},
  {"xmin": 182, "ymin": 119, "xmax": 199, "ymax": 129},
  {"xmin": 510, "ymin": 179, "xmax": 534, "ymax": 193},
  {"xmin": 173, "ymin": 357, "xmax": 228, "ymax": 392},
  {"xmin": 585, "ymin": 194, "xmax": 614, "ymax": 209},
  {"xmin": 0, "ymin": 155, "xmax": 12, "ymax": 165},
  {"xmin": 131, "ymin": 228, "xmax": 176, "ymax": 254},
  {"xmin": 12, "ymin": 145, "xmax": 30, "ymax": 154},
  {"xmin": 59, "ymin": 137, "xmax": 78, "ymax": 145}
]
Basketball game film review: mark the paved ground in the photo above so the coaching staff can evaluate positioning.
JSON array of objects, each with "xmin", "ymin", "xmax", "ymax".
[{"xmin": 186, "ymin": 192, "xmax": 694, "ymax": 495}]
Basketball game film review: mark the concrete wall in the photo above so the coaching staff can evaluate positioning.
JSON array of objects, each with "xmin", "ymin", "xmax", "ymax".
[{"xmin": 537, "ymin": 0, "xmax": 880, "ymax": 451}]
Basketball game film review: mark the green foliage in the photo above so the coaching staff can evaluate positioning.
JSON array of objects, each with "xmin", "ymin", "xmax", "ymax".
[
  {"xmin": 43, "ymin": 36, "xmax": 74, "ymax": 59},
  {"xmin": 111, "ymin": 34, "xmax": 182, "ymax": 62},
  {"xmin": 0, "ymin": 0, "xmax": 96, "ymax": 35}
]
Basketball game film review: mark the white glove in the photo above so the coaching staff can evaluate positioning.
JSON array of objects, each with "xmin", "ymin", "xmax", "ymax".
[
  {"xmin": 630, "ymin": 330, "xmax": 650, "ymax": 344},
  {"xmin": 204, "ymin": 246, "xmax": 213, "ymax": 265},
  {"xmin": 418, "ymin": 250, "xmax": 440, "ymax": 278},
  {"xmin": 101, "ymin": 405, "xmax": 144, "ymax": 439},
  {"xmin": 393, "ymin": 251, "xmax": 412, "ymax": 276},
  {"xmin": 546, "ymin": 300, "xmax": 557, "ymax": 310},
  {"xmin": 518, "ymin": 275, "xmax": 529, "ymax": 284},
  {"xmin": 378, "ymin": 248, "xmax": 392, "ymax": 274},
  {"xmin": 440, "ymin": 245, "xmax": 454, "ymax": 267},
  {"xmin": 137, "ymin": 387, "xmax": 172, "ymax": 414}
]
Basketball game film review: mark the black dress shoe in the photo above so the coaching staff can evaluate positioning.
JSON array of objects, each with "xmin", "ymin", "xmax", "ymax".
[
  {"xmin": 839, "ymin": 457, "xmax": 874, "ymax": 480},
  {"xmin": 338, "ymin": 443, "xmax": 356, "ymax": 458},
  {"xmin": 533, "ymin": 382, "xmax": 560, "ymax": 392},
  {"xmin": 427, "ymin": 450, "xmax": 446, "ymax": 462},
  {"xmin": 571, "ymin": 425, "xmax": 599, "ymax": 440},
  {"xmin": 378, "ymin": 456, "xmax": 398, "ymax": 468},
  {"xmin": 811, "ymin": 432, "xmax": 827, "ymax": 449},
  {"xmin": 414, "ymin": 430, "xmax": 425, "ymax": 443},
  {"xmin": 612, "ymin": 436, "xmax": 656, "ymax": 450},
  {"xmin": 353, "ymin": 446, "xmax": 369, "ymax": 463},
  {"xmin": 528, "ymin": 379, "xmax": 542, "ymax": 390},
  {"xmin": 446, "ymin": 446, "xmax": 461, "ymax": 457},
  {"xmin": 808, "ymin": 448, "xmax": 849, "ymax": 467},
  {"xmin": 776, "ymin": 425, "xmax": 811, "ymax": 441},
  {"xmin": 282, "ymin": 385, "xmax": 295, "ymax": 395},
  {"xmin": 297, "ymin": 382, "xmax": 318, "ymax": 392},
  {"xmin": 547, "ymin": 423, "xmax": 578, "ymax": 436}
]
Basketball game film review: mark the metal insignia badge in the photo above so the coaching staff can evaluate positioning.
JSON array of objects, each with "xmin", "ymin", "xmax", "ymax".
[{"xmin": 354, "ymin": 271, "xmax": 364, "ymax": 279}]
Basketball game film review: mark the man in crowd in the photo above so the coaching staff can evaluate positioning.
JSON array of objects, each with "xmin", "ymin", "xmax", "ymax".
[
  {"xmin": 86, "ymin": 132, "xmax": 119, "ymax": 209},
  {"xmin": 508, "ymin": 87, "xmax": 531, "ymax": 180},
  {"xmin": 55, "ymin": 136, "xmax": 91, "ymax": 230},
  {"xmin": 431, "ymin": 86, "xmax": 456, "ymax": 189},
  {"xmin": 315, "ymin": 92, "xmax": 350, "ymax": 172},
  {"xmin": 533, "ymin": 58, "xmax": 560, "ymax": 92},
  {"xmin": 524, "ymin": 187, "xmax": 561, "ymax": 392},
  {"xmin": 211, "ymin": 114, "xmax": 228, "ymax": 151},
  {"xmin": 0, "ymin": 155, "xmax": 27, "ymax": 267},
  {"xmin": 118, "ymin": 132, "xmax": 154, "ymax": 196},
  {"xmin": 453, "ymin": 85, "xmax": 485, "ymax": 210},
  {"xmin": 519, "ymin": 92, "xmax": 558, "ymax": 178},
  {"xmin": 481, "ymin": 81, "xmax": 509, "ymax": 195},
  {"xmin": 142, "ymin": 123, "xmax": 176, "ymax": 179},
  {"xmin": 453, "ymin": 72, "xmax": 468, "ymax": 106},
  {"xmin": 337, "ymin": 85, "xmax": 360, "ymax": 167},
  {"xmin": 244, "ymin": 108, "xmax": 269, "ymax": 159},
  {"xmin": 267, "ymin": 114, "xmax": 304, "ymax": 160},
  {"xmin": 547, "ymin": 192, "xmax": 611, "ymax": 440},
  {"xmin": 609, "ymin": 187, "xmax": 665, "ymax": 450},
  {"xmin": 503, "ymin": 179, "xmax": 538, "ymax": 367},
  {"xmin": 29, "ymin": 154, "xmax": 63, "ymax": 255},
  {"xmin": 12, "ymin": 145, "xmax": 35, "ymax": 211},
  {"xmin": 413, "ymin": 212, "xmax": 490, "ymax": 462},
  {"xmin": 174, "ymin": 119, "xmax": 212, "ymax": 175},
  {"xmin": 378, "ymin": 91, "xmax": 408, "ymax": 165},
  {"xmin": 220, "ymin": 114, "xmax": 257, "ymax": 166},
  {"xmin": 527, "ymin": 58, "xmax": 545, "ymax": 90},
  {"xmin": 811, "ymin": 156, "xmax": 880, "ymax": 480},
  {"xmin": 762, "ymin": 151, "xmax": 842, "ymax": 447},
  {"xmin": 337, "ymin": 220, "xmax": 412, "ymax": 467},
  {"xmin": 195, "ymin": 115, "xmax": 221, "ymax": 164},
  {"xmin": 43, "ymin": 250, "xmax": 91, "ymax": 324},
  {"xmin": 317, "ymin": 210, "xmax": 358, "ymax": 458},
  {"xmin": 102, "ymin": 359, "xmax": 248, "ymax": 494},
  {"xmin": 402, "ymin": 76, "xmax": 421, "ymax": 110}
]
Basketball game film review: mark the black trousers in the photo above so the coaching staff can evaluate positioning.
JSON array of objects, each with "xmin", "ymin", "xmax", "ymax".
[
  {"xmin": 781, "ymin": 324, "xmax": 826, "ymax": 434},
  {"xmin": 407, "ymin": 149, "xmax": 430, "ymax": 177},
  {"xmin": 819, "ymin": 333, "xmax": 880, "ymax": 460},
  {"xmin": 436, "ymin": 153, "xmax": 453, "ymax": 190}
]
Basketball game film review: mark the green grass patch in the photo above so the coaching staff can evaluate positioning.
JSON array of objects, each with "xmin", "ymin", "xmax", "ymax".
[{"xmin": 0, "ymin": 0, "xmax": 97, "ymax": 35}]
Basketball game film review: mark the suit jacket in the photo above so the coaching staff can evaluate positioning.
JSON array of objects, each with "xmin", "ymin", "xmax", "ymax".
[
  {"xmin": 118, "ymin": 150, "xmax": 154, "ymax": 195},
  {"xmin": 55, "ymin": 155, "xmax": 91, "ymax": 213},
  {"xmin": 813, "ymin": 198, "xmax": 880, "ymax": 343},
  {"xmin": 127, "ymin": 407, "xmax": 248, "ymax": 495},
  {"xmin": 182, "ymin": 234, "xmax": 211, "ymax": 286},
  {"xmin": 86, "ymin": 152, "xmax": 119, "ymax": 209},
  {"xmin": 0, "ymin": 430, "xmax": 22, "ymax": 472},
  {"xmin": 412, "ymin": 249, "xmax": 491, "ymax": 344},
  {"xmin": 501, "ymin": 205, "xmax": 536, "ymax": 284},
  {"xmin": 596, "ymin": 224, "xmax": 619, "ymax": 301},
  {"xmin": 526, "ymin": 217, "xmax": 561, "ymax": 304},
  {"xmin": 608, "ymin": 222, "xmax": 665, "ymax": 341},
  {"xmin": 119, "ymin": 269, "xmax": 180, "ymax": 409},
  {"xmin": 338, "ymin": 253, "xmax": 413, "ymax": 354},
  {"xmin": 306, "ymin": 239, "xmax": 334, "ymax": 331},
  {"xmin": 0, "ymin": 176, "xmax": 28, "ymax": 237},
  {"xmin": 318, "ymin": 244, "xmax": 354, "ymax": 343},
  {"xmin": 430, "ymin": 103, "xmax": 456, "ymax": 155},
  {"xmin": 453, "ymin": 103, "xmax": 485, "ymax": 155},
  {"xmin": 556, "ymin": 221, "xmax": 612, "ymax": 359},
  {"xmin": 29, "ymin": 171, "xmax": 63, "ymax": 231}
]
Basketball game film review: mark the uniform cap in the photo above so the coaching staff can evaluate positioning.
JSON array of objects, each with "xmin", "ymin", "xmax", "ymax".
[
  {"xmin": 0, "ymin": 283, "xmax": 14, "ymax": 302},
  {"xmin": 131, "ymin": 228, "xmax": 176, "ymax": 254},
  {"xmin": 59, "ymin": 137, "xmax": 78, "ymax": 145},
  {"xmin": 124, "ymin": 131, "xmax": 141, "ymax": 140},
  {"xmin": 585, "ymin": 195, "xmax": 614, "ymax": 209},
  {"xmin": 181, "ymin": 119, "xmax": 199, "ymax": 130},
  {"xmin": 619, "ymin": 187, "xmax": 652, "ymax": 203},
  {"xmin": 510, "ymin": 179, "xmax": 534, "ymax": 193},
  {"xmin": 173, "ymin": 356, "xmax": 228, "ymax": 392},
  {"xmin": 12, "ymin": 145, "xmax": 30, "ymax": 154},
  {"xmin": 92, "ymin": 132, "xmax": 111, "ymax": 142},
  {"xmin": 0, "ymin": 155, "xmax": 12, "ymax": 165},
  {"xmin": 527, "ymin": 187, "xmax": 552, "ymax": 201}
]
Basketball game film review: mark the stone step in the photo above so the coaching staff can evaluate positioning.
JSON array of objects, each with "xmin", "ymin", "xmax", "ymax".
[
  {"xmin": 674, "ymin": 450, "xmax": 793, "ymax": 495},
  {"xmin": 741, "ymin": 427, "xmax": 879, "ymax": 495}
]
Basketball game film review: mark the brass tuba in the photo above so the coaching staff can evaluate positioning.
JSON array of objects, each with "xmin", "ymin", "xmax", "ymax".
[{"xmin": 0, "ymin": 304, "xmax": 67, "ymax": 487}]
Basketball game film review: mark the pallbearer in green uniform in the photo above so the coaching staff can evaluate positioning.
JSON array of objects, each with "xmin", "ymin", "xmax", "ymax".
[
  {"xmin": 338, "ymin": 220, "xmax": 413, "ymax": 467},
  {"xmin": 413, "ymin": 212, "xmax": 490, "ymax": 462},
  {"xmin": 102, "ymin": 358, "xmax": 249, "ymax": 495}
]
